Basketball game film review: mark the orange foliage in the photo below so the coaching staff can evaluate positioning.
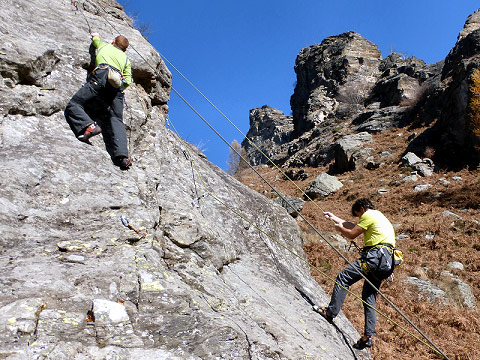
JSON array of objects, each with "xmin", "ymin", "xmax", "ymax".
[{"xmin": 469, "ymin": 68, "xmax": 480, "ymax": 148}]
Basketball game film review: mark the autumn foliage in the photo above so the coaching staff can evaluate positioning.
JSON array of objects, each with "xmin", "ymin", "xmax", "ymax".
[{"xmin": 469, "ymin": 68, "xmax": 480, "ymax": 149}]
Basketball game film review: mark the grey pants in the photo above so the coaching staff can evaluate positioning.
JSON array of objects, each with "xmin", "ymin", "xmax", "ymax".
[
  {"xmin": 327, "ymin": 259, "xmax": 382, "ymax": 336},
  {"xmin": 64, "ymin": 67, "xmax": 128, "ymax": 159}
]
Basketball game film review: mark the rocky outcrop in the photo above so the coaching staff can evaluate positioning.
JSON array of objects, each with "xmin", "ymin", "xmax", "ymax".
[
  {"xmin": 458, "ymin": 9, "xmax": 480, "ymax": 41},
  {"xmin": 242, "ymin": 105, "xmax": 293, "ymax": 166},
  {"xmin": 0, "ymin": 0, "xmax": 365, "ymax": 359},
  {"xmin": 433, "ymin": 10, "xmax": 480, "ymax": 165},
  {"xmin": 245, "ymin": 30, "xmax": 445, "ymax": 169},
  {"xmin": 290, "ymin": 32, "xmax": 381, "ymax": 135}
]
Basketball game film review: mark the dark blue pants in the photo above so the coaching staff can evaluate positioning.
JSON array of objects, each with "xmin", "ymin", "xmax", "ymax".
[
  {"xmin": 64, "ymin": 67, "xmax": 128, "ymax": 159},
  {"xmin": 327, "ymin": 259, "xmax": 382, "ymax": 336}
]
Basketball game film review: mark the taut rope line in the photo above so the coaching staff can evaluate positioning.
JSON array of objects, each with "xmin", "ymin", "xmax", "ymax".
[{"xmin": 72, "ymin": 3, "xmax": 451, "ymax": 358}]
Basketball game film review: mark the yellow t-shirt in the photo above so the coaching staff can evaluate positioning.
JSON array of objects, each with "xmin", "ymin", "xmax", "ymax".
[{"xmin": 357, "ymin": 209, "xmax": 395, "ymax": 248}]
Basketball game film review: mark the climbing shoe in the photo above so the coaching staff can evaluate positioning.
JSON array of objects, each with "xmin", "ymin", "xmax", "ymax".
[
  {"xmin": 313, "ymin": 305, "xmax": 333, "ymax": 323},
  {"xmin": 78, "ymin": 123, "xmax": 101, "ymax": 144},
  {"xmin": 353, "ymin": 336, "xmax": 372, "ymax": 350},
  {"xmin": 114, "ymin": 156, "xmax": 132, "ymax": 171}
]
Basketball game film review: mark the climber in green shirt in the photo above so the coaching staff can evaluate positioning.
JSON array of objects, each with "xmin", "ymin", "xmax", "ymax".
[
  {"xmin": 91, "ymin": 34, "xmax": 132, "ymax": 88},
  {"xmin": 64, "ymin": 33, "xmax": 133, "ymax": 170}
]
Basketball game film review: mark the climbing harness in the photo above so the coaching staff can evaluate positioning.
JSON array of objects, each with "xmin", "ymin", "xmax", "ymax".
[
  {"xmin": 75, "ymin": 4, "xmax": 450, "ymax": 358},
  {"xmin": 120, "ymin": 214, "xmax": 148, "ymax": 238},
  {"xmin": 360, "ymin": 244, "xmax": 394, "ymax": 280}
]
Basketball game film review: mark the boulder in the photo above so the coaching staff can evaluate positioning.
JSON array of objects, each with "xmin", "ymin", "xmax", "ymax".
[
  {"xmin": 305, "ymin": 173, "xmax": 343, "ymax": 199},
  {"xmin": 273, "ymin": 194, "xmax": 305, "ymax": 217},
  {"xmin": 330, "ymin": 132, "xmax": 373, "ymax": 173},
  {"xmin": 414, "ymin": 183, "xmax": 432, "ymax": 192},
  {"xmin": 448, "ymin": 261, "xmax": 465, "ymax": 271},
  {"xmin": 402, "ymin": 152, "xmax": 423, "ymax": 166},
  {"xmin": 401, "ymin": 152, "xmax": 435, "ymax": 176},
  {"xmin": 440, "ymin": 271, "xmax": 477, "ymax": 309},
  {"xmin": 405, "ymin": 277, "xmax": 449, "ymax": 305},
  {"xmin": 443, "ymin": 210, "xmax": 463, "ymax": 220}
]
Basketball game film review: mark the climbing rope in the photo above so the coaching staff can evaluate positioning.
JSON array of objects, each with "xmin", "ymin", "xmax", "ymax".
[
  {"xmin": 155, "ymin": 51, "xmax": 450, "ymax": 360},
  {"xmin": 166, "ymin": 106, "xmax": 450, "ymax": 360},
  {"xmin": 71, "ymin": 0, "xmax": 92, "ymax": 33},
  {"xmin": 70, "ymin": 3, "xmax": 450, "ymax": 358},
  {"xmin": 157, "ymin": 52, "xmax": 326, "ymax": 211}
]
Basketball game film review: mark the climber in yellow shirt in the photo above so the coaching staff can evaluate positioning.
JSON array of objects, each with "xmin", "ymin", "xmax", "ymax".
[{"xmin": 316, "ymin": 198, "xmax": 396, "ymax": 350}]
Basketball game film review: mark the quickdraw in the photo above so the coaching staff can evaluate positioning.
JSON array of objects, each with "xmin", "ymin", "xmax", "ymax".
[
  {"xmin": 71, "ymin": 0, "xmax": 92, "ymax": 33},
  {"xmin": 120, "ymin": 214, "xmax": 148, "ymax": 237}
]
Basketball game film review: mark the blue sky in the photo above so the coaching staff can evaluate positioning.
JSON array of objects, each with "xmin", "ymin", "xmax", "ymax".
[{"xmin": 119, "ymin": 1, "xmax": 479, "ymax": 170}]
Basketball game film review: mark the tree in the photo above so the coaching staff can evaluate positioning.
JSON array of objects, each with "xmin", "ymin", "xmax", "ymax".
[
  {"xmin": 470, "ymin": 68, "xmax": 480, "ymax": 150},
  {"xmin": 226, "ymin": 140, "xmax": 241, "ymax": 175}
]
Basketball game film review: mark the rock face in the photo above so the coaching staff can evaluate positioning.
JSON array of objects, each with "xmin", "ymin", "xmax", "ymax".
[
  {"xmin": 290, "ymin": 32, "xmax": 381, "ymax": 135},
  {"xmin": 242, "ymin": 31, "xmax": 444, "ymax": 169},
  {"xmin": 242, "ymin": 105, "xmax": 293, "ymax": 166},
  {"xmin": 0, "ymin": 0, "xmax": 365, "ymax": 359},
  {"xmin": 330, "ymin": 132, "xmax": 373, "ymax": 174},
  {"xmin": 434, "ymin": 9, "xmax": 480, "ymax": 165}
]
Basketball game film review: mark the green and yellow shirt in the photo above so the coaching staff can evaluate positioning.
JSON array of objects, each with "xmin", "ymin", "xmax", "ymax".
[{"xmin": 92, "ymin": 36, "xmax": 132, "ymax": 88}]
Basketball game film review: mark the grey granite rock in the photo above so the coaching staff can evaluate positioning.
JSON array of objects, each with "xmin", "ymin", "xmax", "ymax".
[
  {"xmin": 0, "ymin": 1, "xmax": 365, "ymax": 358},
  {"xmin": 305, "ymin": 173, "xmax": 343, "ymax": 199}
]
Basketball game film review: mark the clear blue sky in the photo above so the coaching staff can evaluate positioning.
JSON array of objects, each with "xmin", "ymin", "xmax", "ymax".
[{"xmin": 118, "ymin": 1, "xmax": 479, "ymax": 170}]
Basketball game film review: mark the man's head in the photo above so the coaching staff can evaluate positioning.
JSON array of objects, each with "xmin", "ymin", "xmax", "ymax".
[
  {"xmin": 351, "ymin": 198, "xmax": 374, "ymax": 217},
  {"xmin": 114, "ymin": 35, "xmax": 129, "ymax": 52}
]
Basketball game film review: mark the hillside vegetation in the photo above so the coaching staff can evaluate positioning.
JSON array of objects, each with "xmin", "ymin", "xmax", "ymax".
[{"xmin": 236, "ymin": 124, "xmax": 480, "ymax": 359}]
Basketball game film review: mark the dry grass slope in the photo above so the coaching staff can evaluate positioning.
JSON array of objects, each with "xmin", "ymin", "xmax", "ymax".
[{"xmin": 236, "ymin": 127, "xmax": 480, "ymax": 360}]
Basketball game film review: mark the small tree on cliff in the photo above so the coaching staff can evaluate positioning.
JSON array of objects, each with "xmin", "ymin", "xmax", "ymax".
[{"xmin": 226, "ymin": 140, "xmax": 241, "ymax": 175}]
